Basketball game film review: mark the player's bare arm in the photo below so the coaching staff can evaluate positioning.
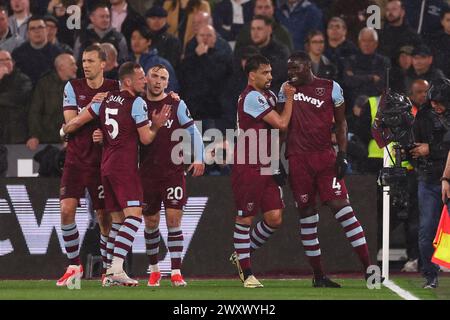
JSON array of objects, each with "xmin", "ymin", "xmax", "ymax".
[
  {"xmin": 263, "ymin": 83, "xmax": 295, "ymax": 130},
  {"xmin": 62, "ymin": 107, "xmax": 95, "ymax": 134},
  {"xmin": 138, "ymin": 105, "xmax": 172, "ymax": 145}
]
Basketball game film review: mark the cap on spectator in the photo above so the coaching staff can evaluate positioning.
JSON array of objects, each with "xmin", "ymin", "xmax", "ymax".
[
  {"xmin": 43, "ymin": 15, "xmax": 58, "ymax": 26},
  {"xmin": 398, "ymin": 45, "xmax": 413, "ymax": 56},
  {"xmin": 412, "ymin": 45, "xmax": 432, "ymax": 57},
  {"xmin": 145, "ymin": 6, "xmax": 168, "ymax": 18}
]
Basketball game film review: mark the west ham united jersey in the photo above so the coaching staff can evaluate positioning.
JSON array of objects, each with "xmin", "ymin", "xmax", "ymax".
[
  {"xmin": 139, "ymin": 95, "xmax": 194, "ymax": 177},
  {"xmin": 63, "ymin": 78, "xmax": 119, "ymax": 166},
  {"xmin": 88, "ymin": 90, "xmax": 149, "ymax": 176},
  {"xmin": 235, "ymin": 85, "xmax": 277, "ymax": 168},
  {"xmin": 278, "ymin": 77, "xmax": 344, "ymax": 155}
]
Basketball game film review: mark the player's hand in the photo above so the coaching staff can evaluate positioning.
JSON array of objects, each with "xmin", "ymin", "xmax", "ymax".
[
  {"xmin": 335, "ymin": 151, "xmax": 348, "ymax": 180},
  {"xmin": 26, "ymin": 137, "xmax": 40, "ymax": 151},
  {"xmin": 92, "ymin": 129, "xmax": 103, "ymax": 144},
  {"xmin": 91, "ymin": 92, "xmax": 108, "ymax": 103},
  {"xmin": 151, "ymin": 104, "xmax": 171, "ymax": 129},
  {"xmin": 409, "ymin": 143, "xmax": 429, "ymax": 159},
  {"xmin": 188, "ymin": 163, "xmax": 205, "ymax": 177},
  {"xmin": 168, "ymin": 91, "xmax": 180, "ymax": 101},
  {"xmin": 283, "ymin": 83, "xmax": 296, "ymax": 100},
  {"xmin": 0, "ymin": 65, "xmax": 9, "ymax": 80}
]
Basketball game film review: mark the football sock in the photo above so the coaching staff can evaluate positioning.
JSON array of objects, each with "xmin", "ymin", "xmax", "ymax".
[
  {"xmin": 112, "ymin": 216, "xmax": 142, "ymax": 271},
  {"xmin": 250, "ymin": 220, "xmax": 277, "ymax": 252},
  {"xmin": 61, "ymin": 223, "xmax": 80, "ymax": 265},
  {"xmin": 300, "ymin": 214, "xmax": 324, "ymax": 279},
  {"xmin": 334, "ymin": 206, "xmax": 371, "ymax": 270},
  {"xmin": 168, "ymin": 226, "xmax": 184, "ymax": 270},
  {"xmin": 144, "ymin": 227, "xmax": 160, "ymax": 266},
  {"xmin": 234, "ymin": 223, "xmax": 252, "ymax": 276},
  {"xmin": 99, "ymin": 234, "xmax": 108, "ymax": 271},
  {"xmin": 106, "ymin": 222, "xmax": 122, "ymax": 267}
]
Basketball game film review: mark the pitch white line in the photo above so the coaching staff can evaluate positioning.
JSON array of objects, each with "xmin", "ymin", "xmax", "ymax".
[{"xmin": 384, "ymin": 279, "xmax": 420, "ymax": 300}]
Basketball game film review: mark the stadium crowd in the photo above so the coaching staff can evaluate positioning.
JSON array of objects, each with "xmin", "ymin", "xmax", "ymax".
[{"xmin": 0, "ymin": 0, "xmax": 450, "ymax": 288}]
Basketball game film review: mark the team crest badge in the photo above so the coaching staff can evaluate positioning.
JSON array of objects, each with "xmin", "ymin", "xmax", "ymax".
[
  {"xmin": 315, "ymin": 88, "xmax": 325, "ymax": 96},
  {"xmin": 300, "ymin": 194, "xmax": 309, "ymax": 203},
  {"xmin": 257, "ymin": 96, "xmax": 265, "ymax": 105},
  {"xmin": 247, "ymin": 202, "xmax": 254, "ymax": 212}
]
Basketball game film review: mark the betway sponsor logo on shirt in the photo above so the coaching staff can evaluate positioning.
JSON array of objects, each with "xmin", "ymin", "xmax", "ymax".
[{"xmin": 293, "ymin": 93, "xmax": 324, "ymax": 108}]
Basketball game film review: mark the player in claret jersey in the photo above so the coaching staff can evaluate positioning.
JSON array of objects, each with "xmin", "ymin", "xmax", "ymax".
[
  {"xmin": 140, "ymin": 65, "xmax": 205, "ymax": 287},
  {"xmin": 62, "ymin": 62, "xmax": 171, "ymax": 286},
  {"xmin": 230, "ymin": 55, "xmax": 295, "ymax": 288},
  {"xmin": 57, "ymin": 44, "xmax": 120, "ymax": 286},
  {"xmin": 278, "ymin": 52, "xmax": 373, "ymax": 287}
]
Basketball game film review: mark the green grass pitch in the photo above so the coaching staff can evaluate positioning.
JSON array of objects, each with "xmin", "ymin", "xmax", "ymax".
[{"xmin": 2, "ymin": 276, "xmax": 447, "ymax": 300}]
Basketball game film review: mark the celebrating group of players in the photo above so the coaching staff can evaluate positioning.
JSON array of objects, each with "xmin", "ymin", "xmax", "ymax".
[{"xmin": 55, "ymin": 43, "xmax": 374, "ymax": 289}]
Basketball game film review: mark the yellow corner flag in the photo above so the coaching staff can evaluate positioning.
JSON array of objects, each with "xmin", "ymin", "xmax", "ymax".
[{"xmin": 432, "ymin": 205, "xmax": 450, "ymax": 269}]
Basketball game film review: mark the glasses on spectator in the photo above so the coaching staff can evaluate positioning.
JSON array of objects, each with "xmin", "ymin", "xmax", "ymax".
[{"xmin": 29, "ymin": 25, "xmax": 46, "ymax": 32}]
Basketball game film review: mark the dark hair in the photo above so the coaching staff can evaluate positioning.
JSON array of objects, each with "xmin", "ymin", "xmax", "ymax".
[
  {"xmin": 27, "ymin": 16, "xmax": 45, "ymax": 29},
  {"xmin": 170, "ymin": 0, "xmax": 202, "ymax": 14},
  {"xmin": 252, "ymin": 14, "xmax": 273, "ymax": 26},
  {"xmin": 89, "ymin": 3, "xmax": 109, "ymax": 15},
  {"xmin": 240, "ymin": 45, "xmax": 260, "ymax": 60},
  {"xmin": 244, "ymin": 54, "xmax": 270, "ymax": 75},
  {"xmin": 289, "ymin": 51, "xmax": 312, "ymax": 63},
  {"xmin": 305, "ymin": 30, "xmax": 325, "ymax": 45},
  {"xmin": 327, "ymin": 16, "xmax": 347, "ymax": 30},
  {"xmin": 119, "ymin": 62, "xmax": 142, "ymax": 81},
  {"xmin": 441, "ymin": 4, "xmax": 450, "ymax": 19},
  {"xmin": 132, "ymin": 26, "xmax": 153, "ymax": 41},
  {"xmin": 84, "ymin": 43, "xmax": 107, "ymax": 61}
]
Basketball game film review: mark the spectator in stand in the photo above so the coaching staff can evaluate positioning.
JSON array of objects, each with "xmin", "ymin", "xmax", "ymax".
[
  {"xmin": 276, "ymin": 0, "xmax": 323, "ymax": 50},
  {"xmin": 180, "ymin": 24, "xmax": 232, "ymax": 129},
  {"xmin": 323, "ymin": 17, "xmax": 358, "ymax": 80},
  {"xmin": 162, "ymin": 0, "xmax": 211, "ymax": 49},
  {"xmin": 109, "ymin": 0, "xmax": 145, "ymax": 50},
  {"xmin": 100, "ymin": 42, "xmax": 119, "ymax": 80},
  {"xmin": 390, "ymin": 45, "xmax": 413, "ymax": 94},
  {"xmin": 26, "ymin": 53, "xmax": 77, "ymax": 150},
  {"xmin": 212, "ymin": 0, "xmax": 253, "ymax": 46},
  {"xmin": 343, "ymin": 27, "xmax": 390, "ymax": 109},
  {"xmin": 129, "ymin": 26, "xmax": 179, "ymax": 92},
  {"xmin": 185, "ymin": 11, "xmax": 230, "ymax": 59},
  {"xmin": 404, "ymin": 0, "xmax": 447, "ymax": 36},
  {"xmin": 245, "ymin": 15, "xmax": 289, "ymax": 93},
  {"xmin": 328, "ymin": 0, "xmax": 376, "ymax": 44},
  {"xmin": 12, "ymin": 16, "xmax": 63, "ymax": 86},
  {"xmin": 378, "ymin": 0, "xmax": 422, "ymax": 64},
  {"xmin": 145, "ymin": 5, "xmax": 182, "ymax": 70},
  {"xmin": 427, "ymin": 6, "xmax": 450, "ymax": 78},
  {"xmin": 0, "ymin": 5, "xmax": 24, "ymax": 52},
  {"xmin": 48, "ymin": 0, "xmax": 88, "ymax": 49},
  {"xmin": 235, "ymin": 0, "xmax": 293, "ymax": 54},
  {"xmin": 0, "ymin": 49, "xmax": 32, "ymax": 144},
  {"xmin": 8, "ymin": 0, "xmax": 31, "ymax": 39},
  {"xmin": 219, "ymin": 45, "xmax": 260, "ymax": 132},
  {"xmin": 73, "ymin": 4, "xmax": 128, "ymax": 64},
  {"xmin": 404, "ymin": 45, "xmax": 445, "ymax": 95},
  {"xmin": 43, "ymin": 15, "xmax": 72, "ymax": 53},
  {"xmin": 305, "ymin": 30, "xmax": 337, "ymax": 80}
]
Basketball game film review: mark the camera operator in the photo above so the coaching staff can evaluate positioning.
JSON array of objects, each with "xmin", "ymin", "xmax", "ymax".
[{"xmin": 410, "ymin": 78, "xmax": 450, "ymax": 289}]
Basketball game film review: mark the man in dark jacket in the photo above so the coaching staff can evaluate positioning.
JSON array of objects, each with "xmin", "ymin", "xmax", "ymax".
[
  {"xmin": 26, "ymin": 53, "xmax": 77, "ymax": 150},
  {"xmin": 410, "ymin": 79, "xmax": 450, "ymax": 289},
  {"xmin": 109, "ymin": 0, "xmax": 145, "ymax": 50},
  {"xmin": 240, "ymin": 15, "xmax": 289, "ymax": 93},
  {"xmin": 180, "ymin": 25, "xmax": 233, "ymax": 123},
  {"xmin": 0, "ymin": 50, "xmax": 32, "ymax": 144},
  {"xmin": 12, "ymin": 16, "xmax": 63, "ymax": 86},
  {"xmin": 145, "ymin": 6, "xmax": 182, "ymax": 70},
  {"xmin": 404, "ymin": 45, "xmax": 445, "ymax": 95},
  {"xmin": 378, "ymin": 0, "xmax": 422, "ymax": 64},
  {"xmin": 213, "ymin": 0, "xmax": 253, "ymax": 43},
  {"xmin": 343, "ymin": 27, "xmax": 391, "ymax": 109},
  {"xmin": 427, "ymin": 7, "xmax": 450, "ymax": 78},
  {"xmin": 73, "ymin": 4, "xmax": 128, "ymax": 63}
]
